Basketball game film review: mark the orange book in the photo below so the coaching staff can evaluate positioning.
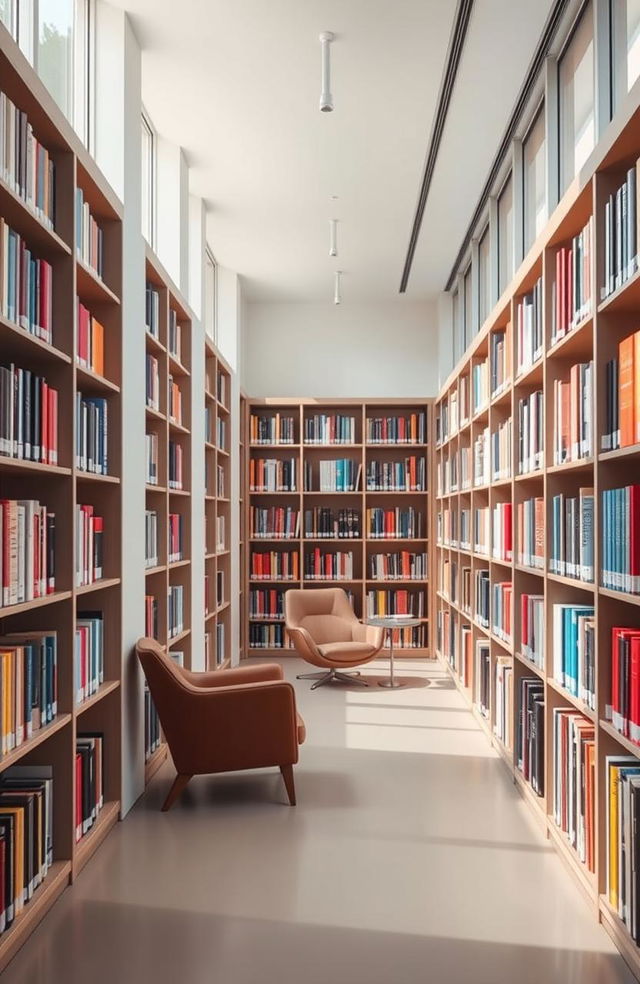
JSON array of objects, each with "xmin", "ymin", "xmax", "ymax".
[
  {"xmin": 559, "ymin": 381, "xmax": 571, "ymax": 463},
  {"xmin": 635, "ymin": 330, "xmax": 640, "ymax": 445},
  {"xmin": 92, "ymin": 318, "xmax": 105, "ymax": 376},
  {"xmin": 619, "ymin": 334, "xmax": 635, "ymax": 447}
]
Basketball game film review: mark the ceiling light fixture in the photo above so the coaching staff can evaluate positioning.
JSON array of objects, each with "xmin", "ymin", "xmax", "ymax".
[
  {"xmin": 334, "ymin": 270, "xmax": 341, "ymax": 305},
  {"xmin": 329, "ymin": 219, "xmax": 338, "ymax": 257},
  {"xmin": 319, "ymin": 32, "xmax": 335, "ymax": 112}
]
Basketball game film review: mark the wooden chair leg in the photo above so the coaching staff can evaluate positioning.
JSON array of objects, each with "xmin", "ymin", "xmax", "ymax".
[
  {"xmin": 162, "ymin": 773, "xmax": 192, "ymax": 812},
  {"xmin": 280, "ymin": 764, "xmax": 296, "ymax": 806}
]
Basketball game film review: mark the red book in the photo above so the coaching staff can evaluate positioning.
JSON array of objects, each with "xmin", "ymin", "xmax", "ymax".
[
  {"xmin": 504, "ymin": 503, "xmax": 512, "ymax": 560},
  {"xmin": 631, "ymin": 485, "xmax": 640, "ymax": 594},
  {"xmin": 565, "ymin": 249, "xmax": 573, "ymax": 335},
  {"xmin": 630, "ymin": 633, "xmax": 640, "ymax": 743}
]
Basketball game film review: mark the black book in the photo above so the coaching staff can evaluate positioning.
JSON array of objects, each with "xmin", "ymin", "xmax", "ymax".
[{"xmin": 0, "ymin": 818, "xmax": 15, "ymax": 925}]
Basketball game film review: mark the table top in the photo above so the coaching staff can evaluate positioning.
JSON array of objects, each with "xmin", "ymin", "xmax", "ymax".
[{"xmin": 365, "ymin": 616, "xmax": 422, "ymax": 628}]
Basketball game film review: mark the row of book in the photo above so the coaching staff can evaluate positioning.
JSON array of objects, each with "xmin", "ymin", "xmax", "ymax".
[
  {"xmin": 516, "ymin": 277, "xmax": 543, "ymax": 375},
  {"xmin": 473, "ymin": 506, "xmax": 490, "ymax": 556},
  {"xmin": 145, "ymin": 510, "xmax": 158, "ymax": 568},
  {"xmin": 75, "ymin": 734, "xmax": 104, "ymax": 843},
  {"xmin": 602, "ymin": 163, "xmax": 639, "ymax": 300},
  {"xmin": 145, "ymin": 594, "xmax": 158, "ymax": 638},
  {"xmin": 0, "ymin": 219, "xmax": 53, "ymax": 342},
  {"xmin": 517, "ymin": 390, "xmax": 543, "ymax": 474},
  {"xmin": 601, "ymin": 485, "xmax": 640, "ymax": 594},
  {"xmin": 250, "ymin": 550, "xmax": 299, "ymax": 580},
  {"xmin": 215, "ymin": 514, "xmax": 225, "ymax": 553},
  {"xmin": 365, "ymin": 589, "xmax": 425, "ymax": 618},
  {"xmin": 553, "ymin": 361, "xmax": 593, "ymax": 464},
  {"xmin": 365, "ymin": 457, "xmax": 425, "ymax": 492},
  {"xmin": 145, "ymin": 433, "xmax": 158, "ymax": 485},
  {"xmin": 311, "ymin": 459, "xmax": 361, "ymax": 493},
  {"xmin": 474, "ymin": 569, "xmax": 489, "ymax": 627},
  {"xmin": 249, "ymin": 589, "xmax": 284, "ymax": 621},
  {"xmin": 439, "ymin": 556, "xmax": 457, "ymax": 604},
  {"xmin": 168, "ymin": 584, "xmax": 185, "ymax": 638},
  {"xmin": 552, "ymin": 708, "xmax": 595, "ymax": 872},
  {"xmin": 366, "ymin": 412, "xmax": 426, "ymax": 445},
  {"xmin": 606, "ymin": 757, "xmax": 640, "ymax": 942},
  {"xmin": 303, "ymin": 414, "xmax": 356, "ymax": 445},
  {"xmin": 169, "ymin": 376, "xmax": 182, "ymax": 425},
  {"xmin": 76, "ymin": 394, "xmax": 108, "ymax": 475},
  {"xmin": 549, "ymin": 489, "xmax": 594, "ymax": 582},
  {"xmin": 494, "ymin": 656, "xmax": 513, "ymax": 747},
  {"xmin": 75, "ymin": 504, "xmax": 104, "ymax": 588},
  {"xmin": 304, "ymin": 550, "xmax": 354, "ymax": 581},
  {"xmin": 0, "ymin": 632, "xmax": 57, "ymax": 750},
  {"xmin": 366, "ymin": 506, "xmax": 425, "ymax": 539},
  {"xmin": 492, "ymin": 418, "xmax": 511, "ymax": 481},
  {"xmin": 517, "ymin": 677, "xmax": 544, "ymax": 795},
  {"xmin": 602, "ymin": 330, "xmax": 640, "ymax": 451},
  {"xmin": 168, "ymin": 310, "xmax": 181, "ymax": 362},
  {"xmin": 77, "ymin": 301, "xmax": 105, "ymax": 376},
  {"xmin": 249, "ymin": 623, "xmax": 291, "ymax": 649},
  {"xmin": 609, "ymin": 626, "xmax": 640, "ymax": 744},
  {"xmin": 0, "ymin": 499, "xmax": 56, "ymax": 605},
  {"xmin": 552, "ymin": 603, "xmax": 595, "ymax": 709},
  {"xmin": 145, "ymin": 284, "xmax": 160, "ymax": 339},
  {"xmin": 0, "ymin": 89, "xmax": 56, "ymax": 228},
  {"xmin": 492, "ymin": 502, "xmax": 512, "ymax": 562},
  {"xmin": 520, "ymin": 593, "xmax": 544, "ymax": 668},
  {"xmin": 168, "ymin": 512, "xmax": 184, "ymax": 564},
  {"xmin": 216, "ymin": 369, "xmax": 227, "ymax": 408},
  {"xmin": 492, "ymin": 581, "xmax": 512, "ymax": 642},
  {"xmin": 473, "ymin": 427, "xmax": 489, "ymax": 487},
  {"xmin": 216, "ymin": 417, "xmax": 226, "ymax": 452},
  {"xmin": 75, "ymin": 188, "xmax": 104, "ymax": 279},
  {"xmin": 368, "ymin": 550, "xmax": 427, "ymax": 581},
  {"xmin": 490, "ymin": 328, "xmax": 510, "ymax": 396},
  {"xmin": 517, "ymin": 496, "xmax": 544, "ymax": 569},
  {"xmin": 75, "ymin": 614, "xmax": 104, "ymax": 705},
  {"xmin": 472, "ymin": 358, "xmax": 490, "ymax": 413},
  {"xmin": 250, "ymin": 457, "xmax": 297, "ymax": 492},
  {"xmin": 550, "ymin": 217, "xmax": 593, "ymax": 342},
  {"xmin": 168, "ymin": 441, "xmax": 184, "ymax": 490},
  {"xmin": 250, "ymin": 414, "xmax": 296, "ymax": 445},
  {"xmin": 146, "ymin": 354, "xmax": 160, "ymax": 411},
  {"xmin": 250, "ymin": 506, "xmax": 300, "ymax": 539},
  {"xmin": 474, "ymin": 639, "xmax": 489, "ymax": 717},
  {"xmin": 0, "ymin": 364, "xmax": 58, "ymax": 464},
  {"xmin": 304, "ymin": 507, "xmax": 360, "ymax": 539},
  {"xmin": 144, "ymin": 686, "xmax": 161, "ymax": 761}
]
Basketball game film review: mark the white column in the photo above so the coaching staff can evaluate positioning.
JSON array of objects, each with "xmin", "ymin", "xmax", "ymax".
[
  {"xmin": 189, "ymin": 195, "xmax": 206, "ymax": 670},
  {"xmin": 156, "ymin": 139, "xmax": 189, "ymax": 293}
]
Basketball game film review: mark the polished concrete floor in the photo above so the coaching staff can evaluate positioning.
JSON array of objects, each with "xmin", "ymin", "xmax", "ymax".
[{"xmin": 2, "ymin": 658, "xmax": 637, "ymax": 984}]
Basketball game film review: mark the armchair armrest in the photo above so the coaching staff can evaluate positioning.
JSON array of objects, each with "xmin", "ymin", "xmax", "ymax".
[
  {"xmin": 286, "ymin": 625, "xmax": 323, "ymax": 663},
  {"xmin": 352, "ymin": 621, "xmax": 384, "ymax": 648},
  {"xmin": 181, "ymin": 662, "xmax": 284, "ymax": 689}
]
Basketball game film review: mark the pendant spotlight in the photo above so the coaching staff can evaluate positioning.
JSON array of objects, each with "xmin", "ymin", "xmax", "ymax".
[
  {"xmin": 319, "ymin": 32, "xmax": 335, "ymax": 112},
  {"xmin": 329, "ymin": 219, "xmax": 338, "ymax": 257},
  {"xmin": 334, "ymin": 271, "xmax": 342, "ymax": 305}
]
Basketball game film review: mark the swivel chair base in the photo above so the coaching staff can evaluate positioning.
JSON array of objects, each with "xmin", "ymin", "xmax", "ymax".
[{"xmin": 296, "ymin": 668, "xmax": 369, "ymax": 690}]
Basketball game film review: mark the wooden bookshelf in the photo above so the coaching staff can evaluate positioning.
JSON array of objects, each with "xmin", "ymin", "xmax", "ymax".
[
  {"xmin": 0, "ymin": 29, "xmax": 123, "ymax": 971},
  {"xmin": 143, "ymin": 246, "xmax": 193, "ymax": 775},
  {"xmin": 434, "ymin": 92, "xmax": 640, "ymax": 978},
  {"xmin": 244, "ymin": 398, "xmax": 432, "ymax": 658},
  {"xmin": 204, "ymin": 337, "xmax": 232, "ymax": 670}
]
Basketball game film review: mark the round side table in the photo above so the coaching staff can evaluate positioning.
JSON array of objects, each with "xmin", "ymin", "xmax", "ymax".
[{"xmin": 365, "ymin": 616, "xmax": 422, "ymax": 688}]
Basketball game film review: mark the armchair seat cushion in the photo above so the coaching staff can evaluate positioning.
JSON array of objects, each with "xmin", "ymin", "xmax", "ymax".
[
  {"xmin": 296, "ymin": 713, "xmax": 306, "ymax": 744},
  {"xmin": 317, "ymin": 641, "xmax": 378, "ymax": 663}
]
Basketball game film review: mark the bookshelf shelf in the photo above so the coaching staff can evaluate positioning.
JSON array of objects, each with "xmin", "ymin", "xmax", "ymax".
[
  {"xmin": 0, "ymin": 457, "xmax": 72, "ymax": 477},
  {"xmin": 546, "ymin": 572, "xmax": 595, "ymax": 591},
  {"xmin": 0, "ymin": 861, "xmax": 71, "ymax": 974},
  {"xmin": 0, "ymin": 590, "xmax": 73, "ymax": 619},
  {"xmin": 600, "ymin": 719, "xmax": 640, "ymax": 758},
  {"xmin": 599, "ymin": 443, "xmax": 640, "ymax": 462},
  {"xmin": 75, "ymin": 364, "xmax": 121, "ymax": 394},
  {"xmin": 545, "ymin": 677, "xmax": 595, "ymax": 722},
  {"xmin": 73, "ymin": 800, "xmax": 120, "ymax": 878},
  {"xmin": 0, "ymin": 714, "xmax": 72, "ymax": 774},
  {"xmin": 0, "ymin": 176, "xmax": 72, "ymax": 256},
  {"xmin": 0, "ymin": 314, "xmax": 72, "ymax": 365},
  {"xmin": 76, "ymin": 258, "xmax": 120, "ymax": 306},
  {"xmin": 144, "ymin": 742, "xmax": 167, "ymax": 785},
  {"xmin": 75, "ymin": 680, "xmax": 121, "ymax": 715},
  {"xmin": 75, "ymin": 577, "xmax": 121, "ymax": 596}
]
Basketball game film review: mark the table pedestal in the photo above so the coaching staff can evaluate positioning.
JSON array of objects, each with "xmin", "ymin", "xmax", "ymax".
[{"xmin": 379, "ymin": 627, "xmax": 404, "ymax": 689}]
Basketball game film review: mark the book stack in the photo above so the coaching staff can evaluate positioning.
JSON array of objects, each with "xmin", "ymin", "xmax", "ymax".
[
  {"xmin": 366, "ymin": 411, "xmax": 426, "ymax": 445},
  {"xmin": 517, "ymin": 497, "xmax": 544, "ymax": 569},
  {"xmin": 251, "ymin": 505, "xmax": 300, "ymax": 539},
  {"xmin": 366, "ymin": 456, "xmax": 424, "ymax": 492},
  {"xmin": 144, "ymin": 595, "xmax": 158, "ymax": 637},
  {"xmin": 0, "ymin": 89, "xmax": 56, "ymax": 227},
  {"xmin": 75, "ymin": 394, "xmax": 108, "ymax": 474},
  {"xmin": 553, "ymin": 361, "xmax": 594, "ymax": 464},
  {"xmin": 473, "ymin": 427, "xmax": 489, "ymax": 486},
  {"xmin": 472, "ymin": 357, "xmax": 489, "ymax": 413},
  {"xmin": 475, "ymin": 640, "xmax": 490, "ymax": 717},
  {"xmin": 369, "ymin": 550, "xmax": 429, "ymax": 581},
  {"xmin": 0, "ymin": 764, "xmax": 54, "ymax": 929},
  {"xmin": 168, "ymin": 584, "xmax": 184, "ymax": 637},
  {"xmin": 304, "ymin": 506, "xmax": 360, "ymax": 538},
  {"xmin": 519, "ymin": 595, "xmax": 543, "ymax": 669},
  {"xmin": 249, "ymin": 624, "xmax": 290, "ymax": 650},
  {"xmin": 388, "ymin": 624, "xmax": 425, "ymax": 650},
  {"xmin": 0, "ymin": 632, "xmax": 57, "ymax": 740},
  {"xmin": 366, "ymin": 506, "xmax": 423, "ymax": 539},
  {"xmin": 516, "ymin": 277, "xmax": 543, "ymax": 375},
  {"xmin": 76, "ymin": 302, "xmax": 105, "ymax": 375},
  {"xmin": 75, "ymin": 188, "xmax": 104, "ymax": 278},
  {"xmin": 549, "ymin": 489, "xmax": 594, "ymax": 582},
  {"xmin": 168, "ymin": 512, "xmax": 183, "ymax": 564},
  {"xmin": 75, "ymin": 613, "xmax": 104, "ymax": 703},
  {"xmin": 168, "ymin": 441, "xmax": 183, "ymax": 490},
  {"xmin": 168, "ymin": 376, "xmax": 182, "ymax": 424},
  {"xmin": 75, "ymin": 505, "xmax": 104, "ymax": 587},
  {"xmin": 366, "ymin": 589, "xmax": 424, "ymax": 618},
  {"xmin": 606, "ymin": 757, "xmax": 640, "ymax": 942},
  {"xmin": 491, "ymin": 418, "xmax": 512, "ymax": 481},
  {"xmin": 601, "ymin": 485, "xmax": 640, "ymax": 593},
  {"xmin": 250, "ymin": 414, "xmax": 296, "ymax": 445},
  {"xmin": 0, "ymin": 499, "xmax": 56, "ymax": 604},
  {"xmin": 0, "ymin": 221, "xmax": 53, "ymax": 342},
  {"xmin": 144, "ymin": 687, "xmax": 160, "ymax": 760},
  {"xmin": 75, "ymin": 733, "xmax": 104, "ymax": 843},
  {"xmin": 494, "ymin": 656, "xmax": 513, "ymax": 747},
  {"xmin": 602, "ymin": 163, "xmax": 639, "ymax": 299},
  {"xmin": 250, "ymin": 458, "xmax": 297, "ymax": 492},
  {"xmin": 473, "ymin": 507, "xmax": 490, "ymax": 556},
  {"xmin": 307, "ymin": 458, "xmax": 360, "ymax": 492},
  {"xmin": 602, "ymin": 330, "xmax": 640, "ymax": 451},
  {"xmin": 551, "ymin": 217, "xmax": 593, "ymax": 342},
  {"xmin": 304, "ymin": 549, "xmax": 353, "ymax": 580},
  {"xmin": 145, "ymin": 433, "xmax": 158, "ymax": 485},
  {"xmin": 460, "ymin": 509, "xmax": 470, "ymax": 550},
  {"xmin": 304, "ymin": 414, "xmax": 356, "ymax": 444},
  {"xmin": 517, "ymin": 391, "xmax": 543, "ymax": 474},
  {"xmin": 251, "ymin": 550, "xmax": 299, "ymax": 580},
  {"xmin": 552, "ymin": 604, "xmax": 595, "ymax": 707},
  {"xmin": 145, "ymin": 284, "xmax": 160, "ymax": 338},
  {"xmin": 492, "ymin": 502, "xmax": 512, "ymax": 561},
  {"xmin": 490, "ymin": 327, "xmax": 510, "ymax": 396},
  {"xmin": 168, "ymin": 310, "xmax": 180, "ymax": 360},
  {"xmin": 145, "ymin": 510, "xmax": 158, "ymax": 568},
  {"xmin": 0, "ymin": 365, "xmax": 58, "ymax": 464},
  {"xmin": 552, "ymin": 708, "xmax": 595, "ymax": 871},
  {"xmin": 608, "ymin": 627, "xmax": 640, "ymax": 742},
  {"xmin": 492, "ymin": 581, "xmax": 512, "ymax": 642},
  {"xmin": 517, "ymin": 678, "xmax": 544, "ymax": 794},
  {"xmin": 249, "ymin": 588, "xmax": 285, "ymax": 620},
  {"xmin": 475, "ymin": 569, "xmax": 490, "ymax": 627},
  {"xmin": 146, "ymin": 355, "xmax": 159, "ymax": 411}
]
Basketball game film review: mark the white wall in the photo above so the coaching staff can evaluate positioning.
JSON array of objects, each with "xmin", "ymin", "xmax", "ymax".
[{"xmin": 243, "ymin": 301, "xmax": 439, "ymax": 398}]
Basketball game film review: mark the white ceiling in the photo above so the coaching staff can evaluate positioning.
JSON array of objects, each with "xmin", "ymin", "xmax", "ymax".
[{"xmin": 116, "ymin": 0, "xmax": 554, "ymax": 302}]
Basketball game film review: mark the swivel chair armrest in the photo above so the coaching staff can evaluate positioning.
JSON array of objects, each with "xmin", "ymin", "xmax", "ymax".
[
  {"xmin": 352, "ymin": 621, "xmax": 384, "ymax": 648},
  {"xmin": 286, "ymin": 625, "xmax": 323, "ymax": 662},
  {"xmin": 181, "ymin": 662, "xmax": 284, "ymax": 689}
]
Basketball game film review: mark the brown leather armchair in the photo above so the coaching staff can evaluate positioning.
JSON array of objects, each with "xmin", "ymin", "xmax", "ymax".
[
  {"xmin": 285, "ymin": 588, "xmax": 384, "ymax": 690},
  {"xmin": 136, "ymin": 638, "xmax": 305, "ymax": 810}
]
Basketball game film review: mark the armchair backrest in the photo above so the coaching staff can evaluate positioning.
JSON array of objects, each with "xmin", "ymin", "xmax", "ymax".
[
  {"xmin": 136, "ymin": 637, "xmax": 194, "ymax": 755},
  {"xmin": 285, "ymin": 588, "xmax": 357, "ymax": 645}
]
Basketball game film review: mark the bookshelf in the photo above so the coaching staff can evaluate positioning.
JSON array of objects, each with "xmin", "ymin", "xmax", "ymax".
[
  {"xmin": 434, "ymin": 93, "xmax": 640, "ymax": 977},
  {"xmin": 0, "ymin": 31, "xmax": 122, "ymax": 970},
  {"xmin": 204, "ymin": 337, "xmax": 232, "ymax": 670},
  {"xmin": 143, "ymin": 246, "xmax": 192, "ymax": 782},
  {"xmin": 244, "ymin": 398, "xmax": 432, "ymax": 658}
]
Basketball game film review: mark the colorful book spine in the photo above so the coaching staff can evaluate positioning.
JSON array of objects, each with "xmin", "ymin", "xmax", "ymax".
[
  {"xmin": 551, "ymin": 216, "xmax": 593, "ymax": 342},
  {"xmin": 551, "ymin": 604, "xmax": 595, "ymax": 705},
  {"xmin": 304, "ymin": 414, "xmax": 356, "ymax": 444},
  {"xmin": 0, "ymin": 365, "xmax": 58, "ymax": 465},
  {"xmin": 0, "ymin": 219, "xmax": 53, "ymax": 342},
  {"xmin": 520, "ymin": 594, "xmax": 544, "ymax": 668},
  {"xmin": 0, "ymin": 500, "xmax": 56, "ymax": 604},
  {"xmin": 75, "ymin": 187, "xmax": 104, "ymax": 278},
  {"xmin": 517, "ymin": 677, "xmax": 544, "ymax": 795},
  {"xmin": 516, "ymin": 277, "xmax": 543, "ymax": 374},
  {"xmin": 250, "ymin": 458, "xmax": 297, "ymax": 492},
  {"xmin": 366, "ymin": 412, "xmax": 426, "ymax": 445},
  {"xmin": 250, "ymin": 550, "xmax": 299, "ymax": 580},
  {"xmin": 601, "ymin": 485, "xmax": 640, "ymax": 593},
  {"xmin": 517, "ymin": 497, "xmax": 545, "ymax": 569},
  {"xmin": 305, "ymin": 507, "xmax": 360, "ymax": 538},
  {"xmin": 549, "ymin": 488, "xmax": 594, "ymax": 582},
  {"xmin": 250, "ymin": 414, "xmax": 296, "ymax": 445},
  {"xmin": 552, "ymin": 708, "xmax": 595, "ymax": 871}
]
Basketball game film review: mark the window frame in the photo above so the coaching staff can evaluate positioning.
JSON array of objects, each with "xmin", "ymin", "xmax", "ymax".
[
  {"xmin": 522, "ymin": 100, "xmax": 547, "ymax": 252},
  {"xmin": 497, "ymin": 171, "xmax": 514, "ymax": 296},
  {"xmin": 141, "ymin": 109, "xmax": 157, "ymax": 249},
  {"xmin": 204, "ymin": 246, "xmax": 218, "ymax": 343},
  {"xmin": 557, "ymin": 1, "xmax": 596, "ymax": 193}
]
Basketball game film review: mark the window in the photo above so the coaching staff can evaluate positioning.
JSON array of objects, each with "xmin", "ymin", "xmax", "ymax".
[
  {"xmin": 559, "ymin": 4, "xmax": 595, "ymax": 192},
  {"xmin": 38, "ymin": 0, "xmax": 74, "ymax": 121},
  {"xmin": 73, "ymin": 0, "xmax": 94, "ymax": 149},
  {"xmin": 0, "ymin": 1, "xmax": 16, "ymax": 37},
  {"xmin": 523, "ymin": 107, "xmax": 546, "ymax": 251},
  {"xmin": 613, "ymin": 0, "xmax": 640, "ymax": 107},
  {"xmin": 498, "ymin": 174, "xmax": 514, "ymax": 296},
  {"xmin": 141, "ymin": 112, "xmax": 156, "ymax": 247},
  {"xmin": 463, "ymin": 264, "xmax": 473, "ymax": 348},
  {"xmin": 452, "ymin": 289, "xmax": 460, "ymax": 365},
  {"xmin": 205, "ymin": 248, "xmax": 217, "ymax": 342},
  {"xmin": 478, "ymin": 225, "xmax": 491, "ymax": 326}
]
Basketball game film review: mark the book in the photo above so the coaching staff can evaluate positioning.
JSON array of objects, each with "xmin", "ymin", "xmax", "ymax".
[
  {"xmin": 475, "ymin": 569, "xmax": 490, "ymax": 627},
  {"xmin": 0, "ymin": 633, "xmax": 57, "ymax": 739},
  {"xmin": 552, "ymin": 708, "xmax": 595, "ymax": 871},
  {"xmin": 75, "ymin": 613, "xmax": 104, "ymax": 704},
  {"xmin": 553, "ymin": 361, "xmax": 593, "ymax": 464},
  {"xmin": 168, "ymin": 584, "xmax": 184, "ymax": 638},
  {"xmin": 491, "ymin": 501, "xmax": 512, "ymax": 561},
  {"xmin": 551, "ymin": 604, "xmax": 595, "ymax": 706},
  {"xmin": 304, "ymin": 413, "xmax": 357, "ymax": 444},
  {"xmin": 491, "ymin": 417, "xmax": 512, "ymax": 480},
  {"xmin": 75, "ymin": 394, "xmax": 108, "ymax": 475},
  {"xmin": 517, "ymin": 677, "xmax": 544, "ymax": 795},
  {"xmin": 75, "ymin": 505, "xmax": 104, "ymax": 587},
  {"xmin": 602, "ymin": 164, "xmax": 640, "ymax": 299},
  {"xmin": 168, "ymin": 512, "xmax": 184, "ymax": 564},
  {"xmin": 251, "ymin": 549, "xmax": 300, "ymax": 580},
  {"xmin": 145, "ymin": 433, "xmax": 158, "ymax": 485},
  {"xmin": 145, "ymin": 284, "xmax": 160, "ymax": 337},
  {"xmin": 475, "ymin": 640, "xmax": 491, "ymax": 717},
  {"xmin": 304, "ymin": 549, "xmax": 353, "ymax": 581},
  {"xmin": 0, "ymin": 219, "xmax": 53, "ymax": 343},
  {"xmin": 550, "ymin": 217, "xmax": 593, "ymax": 342},
  {"xmin": 250, "ymin": 506, "xmax": 300, "ymax": 539},
  {"xmin": 365, "ymin": 456, "xmax": 424, "ymax": 492},
  {"xmin": 608, "ymin": 627, "xmax": 640, "ymax": 742},
  {"xmin": 250, "ymin": 457, "xmax": 297, "ymax": 492},
  {"xmin": 369, "ymin": 550, "xmax": 427, "ymax": 581},
  {"xmin": 145, "ymin": 510, "xmax": 158, "ymax": 568},
  {"xmin": 517, "ymin": 496, "xmax": 545, "ymax": 569},
  {"xmin": 250, "ymin": 413, "xmax": 296, "ymax": 445},
  {"xmin": 494, "ymin": 656, "xmax": 513, "ymax": 747},
  {"xmin": 492, "ymin": 581, "xmax": 512, "ymax": 642},
  {"xmin": 0, "ymin": 364, "xmax": 58, "ymax": 465},
  {"xmin": 0, "ymin": 90, "xmax": 56, "ymax": 228},
  {"xmin": 516, "ymin": 277, "xmax": 543, "ymax": 374},
  {"xmin": 517, "ymin": 390, "xmax": 543, "ymax": 474},
  {"xmin": 366, "ymin": 412, "xmax": 425, "ymax": 445},
  {"xmin": 168, "ymin": 441, "xmax": 184, "ymax": 490},
  {"xmin": 249, "ymin": 623, "xmax": 292, "ymax": 650},
  {"xmin": 249, "ymin": 588, "xmax": 286, "ymax": 622},
  {"xmin": 490, "ymin": 326, "xmax": 511, "ymax": 396},
  {"xmin": 75, "ymin": 734, "xmax": 104, "ymax": 842},
  {"xmin": 0, "ymin": 500, "xmax": 56, "ymax": 605},
  {"xmin": 75, "ymin": 187, "xmax": 104, "ymax": 278},
  {"xmin": 520, "ymin": 593, "xmax": 544, "ymax": 668},
  {"xmin": 549, "ymin": 488, "xmax": 594, "ymax": 582},
  {"xmin": 76, "ymin": 301, "xmax": 105, "ymax": 376},
  {"xmin": 365, "ymin": 589, "xmax": 425, "ymax": 618},
  {"xmin": 601, "ymin": 485, "xmax": 640, "ymax": 593},
  {"xmin": 366, "ymin": 506, "xmax": 423, "ymax": 539},
  {"xmin": 473, "ymin": 426, "xmax": 490, "ymax": 486}
]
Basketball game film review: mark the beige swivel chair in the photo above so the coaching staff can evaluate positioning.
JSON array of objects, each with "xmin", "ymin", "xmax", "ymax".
[{"xmin": 285, "ymin": 588, "xmax": 384, "ymax": 690}]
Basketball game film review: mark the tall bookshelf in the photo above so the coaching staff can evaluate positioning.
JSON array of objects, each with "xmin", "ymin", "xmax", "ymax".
[
  {"xmin": 204, "ymin": 338, "xmax": 231, "ymax": 670},
  {"xmin": 245, "ymin": 398, "xmax": 432, "ymax": 658},
  {"xmin": 0, "ymin": 31, "xmax": 122, "ymax": 970},
  {"xmin": 143, "ymin": 247, "xmax": 193, "ymax": 783},
  {"xmin": 434, "ymin": 92, "xmax": 640, "ymax": 977}
]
